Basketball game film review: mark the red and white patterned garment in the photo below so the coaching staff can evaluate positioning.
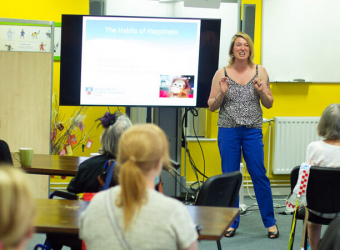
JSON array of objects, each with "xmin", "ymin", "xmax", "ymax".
[{"xmin": 286, "ymin": 163, "xmax": 310, "ymax": 212}]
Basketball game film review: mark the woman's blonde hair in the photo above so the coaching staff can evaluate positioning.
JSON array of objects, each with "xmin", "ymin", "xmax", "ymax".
[
  {"xmin": 228, "ymin": 31, "xmax": 255, "ymax": 65},
  {"xmin": 0, "ymin": 167, "xmax": 35, "ymax": 250},
  {"xmin": 116, "ymin": 124, "xmax": 170, "ymax": 231},
  {"xmin": 317, "ymin": 103, "xmax": 340, "ymax": 140}
]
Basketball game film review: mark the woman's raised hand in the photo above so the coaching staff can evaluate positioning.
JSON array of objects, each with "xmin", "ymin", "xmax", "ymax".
[
  {"xmin": 219, "ymin": 77, "xmax": 230, "ymax": 94},
  {"xmin": 253, "ymin": 77, "xmax": 264, "ymax": 93}
]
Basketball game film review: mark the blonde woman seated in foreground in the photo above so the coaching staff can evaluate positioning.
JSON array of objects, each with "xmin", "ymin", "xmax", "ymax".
[
  {"xmin": 80, "ymin": 124, "xmax": 198, "ymax": 250},
  {"xmin": 0, "ymin": 166, "xmax": 36, "ymax": 250}
]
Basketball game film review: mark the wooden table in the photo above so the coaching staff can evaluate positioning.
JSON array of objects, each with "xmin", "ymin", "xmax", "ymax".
[
  {"xmin": 34, "ymin": 199, "xmax": 239, "ymax": 241},
  {"xmin": 13, "ymin": 154, "xmax": 89, "ymax": 176},
  {"xmin": 35, "ymin": 199, "xmax": 89, "ymax": 234}
]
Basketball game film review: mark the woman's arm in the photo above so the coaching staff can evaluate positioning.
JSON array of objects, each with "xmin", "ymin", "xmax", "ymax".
[
  {"xmin": 67, "ymin": 167, "xmax": 83, "ymax": 193},
  {"xmin": 254, "ymin": 65, "xmax": 274, "ymax": 109},
  {"xmin": 207, "ymin": 68, "xmax": 229, "ymax": 112}
]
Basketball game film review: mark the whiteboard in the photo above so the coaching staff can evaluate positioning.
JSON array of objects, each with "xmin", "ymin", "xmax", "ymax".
[
  {"xmin": 262, "ymin": 0, "xmax": 340, "ymax": 83},
  {"xmin": 172, "ymin": 2, "xmax": 238, "ymax": 68}
]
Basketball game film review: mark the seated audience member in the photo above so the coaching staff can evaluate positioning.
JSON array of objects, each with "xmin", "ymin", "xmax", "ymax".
[
  {"xmin": 67, "ymin": 112, "xmax": 132, "ymax": 194},
  {"xmin": 0, "ymin": 166, "xmax": 35, "ymax": 250},
  {"xmin": 305, "ymin": 103, "xmax": 340, "ymax": 250},
  {"xmin": 80, "ymin": 124, "xmax": 198, "ymax": 250},
  {"xmin": 0, "ymin": 140, "xmax": 13, "ymax": 165}
]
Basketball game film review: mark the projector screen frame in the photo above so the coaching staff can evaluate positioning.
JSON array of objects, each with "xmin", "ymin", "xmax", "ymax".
[{"xmin": 59, "ymin": 14, "xmax": 221, "ymax": 108}]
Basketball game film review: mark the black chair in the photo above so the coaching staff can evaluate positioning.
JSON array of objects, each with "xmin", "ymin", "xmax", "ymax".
[
  {"xmin": 50, "ymin": 190, "xmax": 78, "ymax": 200},
  {"xmin": 289, "ymin": 166, "xmax": 340, "ymax": 250},
  {"xmin": 195, "ymin": 171, "xmax": 242, "ymax": 250},
  {"xmin": 0, "ymin": 140, "xmax": 13, "ymax": 165}
]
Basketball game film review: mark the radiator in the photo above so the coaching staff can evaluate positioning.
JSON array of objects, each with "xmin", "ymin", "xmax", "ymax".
[{"xmin": 272, "ymin": 117, "xmax": 322, "ymax": 174}]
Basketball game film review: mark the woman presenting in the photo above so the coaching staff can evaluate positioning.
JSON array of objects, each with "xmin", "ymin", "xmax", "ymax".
[{"xmin": 208, "ymin": 31, "xmax": 278, "ymax": 239}]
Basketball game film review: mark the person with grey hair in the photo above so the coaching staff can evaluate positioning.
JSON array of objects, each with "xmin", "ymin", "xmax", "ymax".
[
  {"xmin": 67, "ymin": 112, "xmax": 132, "ymax": 194},
  {"xmin": 305, "ymin": 103, "xmax": 340, "ymax": 250}
]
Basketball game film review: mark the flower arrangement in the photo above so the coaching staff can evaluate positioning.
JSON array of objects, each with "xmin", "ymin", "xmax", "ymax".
[{"xmin": 50, "ymin": 93, "xmax": 91, "ymax": 155}]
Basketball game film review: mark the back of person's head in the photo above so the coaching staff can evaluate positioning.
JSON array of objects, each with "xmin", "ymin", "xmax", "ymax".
[
  {"xmin": 0, "ymin": 140, "xmax": 13, "ymax": 165},
  {"xmin": 317, "ymin": 103, "xmax": 340, "ymax": 140},
  {"xmin": 116, "ymin": 124, "xmax": 170, "ymax": 231},
  {"xmin": 0, "ymin": 166, "xmax": 35, "ymax": 250},
  {"xmin": 228, "ymin": 31, "xmax": 254, "ymax": 65},
  {"xmin": 98, "ymin": 112, "xmax": 132, "ymax": 157}
]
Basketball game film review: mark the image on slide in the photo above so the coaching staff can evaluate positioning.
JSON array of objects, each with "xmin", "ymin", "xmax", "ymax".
[{"xmin": 159, "ymin": 75, "xmax": 194, "ymax": 98}]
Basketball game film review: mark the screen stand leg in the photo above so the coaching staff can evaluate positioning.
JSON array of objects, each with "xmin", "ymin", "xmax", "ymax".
[{"xmin": 154, "ymin": 107, "xmax": 182, "ymax": 197}]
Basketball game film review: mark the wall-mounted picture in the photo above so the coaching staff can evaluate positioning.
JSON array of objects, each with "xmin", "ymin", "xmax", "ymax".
[
  {"xmin": 44, "ymin": 29, "xmax": 52, "ymax": 40},
  {"xmin": 7, "ymin": 28, "xmax": 15, "ymax": 41},
  {"xmin": 54, "ymin": 23, "xmax": 61, "ymax": 60},
  {"xmin": 30, "ymin": 29, "xmax": 40, "ymax": 40},
  {"xmin": 18, "ymin": 28, "xmax": 26, "ymax": 40},
  {"xmin": 0, "ymin": 24, "xmax": 52, "ymax": 52}
]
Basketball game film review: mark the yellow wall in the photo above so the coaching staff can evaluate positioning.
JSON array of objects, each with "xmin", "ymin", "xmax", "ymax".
[
  {"xmin": 0, "ymin": 1, "xmax": 123, "ymax": 158},
  {"xmin": 1, "ymin": 0, "xmax": 121, "ymax": 185},
  {"xmin": 183, "ymin": 0, "xmax": 340, "ymax": 183},
  {"xmin": 1, "ymin": 0, "xmax": 88, "ymax": 22}
]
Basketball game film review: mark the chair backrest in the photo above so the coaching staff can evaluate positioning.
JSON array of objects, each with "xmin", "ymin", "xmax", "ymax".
[
  {"xmin": 0, "ymin": 140, "xmax": 13, "ymax": 165},
  {"xmin": 290, "ymin": 166, "xmax": 340, "ymax": 213},
  {"xmin": 318, "ymin": 217, "xmax": 340, "ymax": 250},
  {"xmin": 195, "ymin": 171, "xmax": 242, "ymax": 207}
]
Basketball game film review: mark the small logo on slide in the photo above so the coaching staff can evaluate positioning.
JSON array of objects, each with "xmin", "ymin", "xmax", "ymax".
[{"xmin": 86, "ymin": 87, "xmax": 93, "ymax": 95}]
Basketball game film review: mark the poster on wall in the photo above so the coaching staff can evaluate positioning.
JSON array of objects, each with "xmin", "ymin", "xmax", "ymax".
[
  {"xmin": 54, "ymin": 23, "xmax": 61, "ymax": 60},
  {"xmin": 0, "ymin": 24, "xmax": 52, "ymax": 53}
]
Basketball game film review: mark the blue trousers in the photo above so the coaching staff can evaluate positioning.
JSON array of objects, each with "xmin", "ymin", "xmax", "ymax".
[{"xmin": 218, "ymin": 127, "xmax": 276, "ymax": 229}]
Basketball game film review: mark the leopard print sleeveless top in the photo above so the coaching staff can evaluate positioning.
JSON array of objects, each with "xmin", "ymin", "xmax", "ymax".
[{"xmin": 217, "ymin": 64, "xmax": 263, "ymax": 129}]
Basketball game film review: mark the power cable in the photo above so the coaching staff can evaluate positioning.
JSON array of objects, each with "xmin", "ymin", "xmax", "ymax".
[{"xmin": 188, "ymin": 108, "xmax": 206, "ymax": 182}]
